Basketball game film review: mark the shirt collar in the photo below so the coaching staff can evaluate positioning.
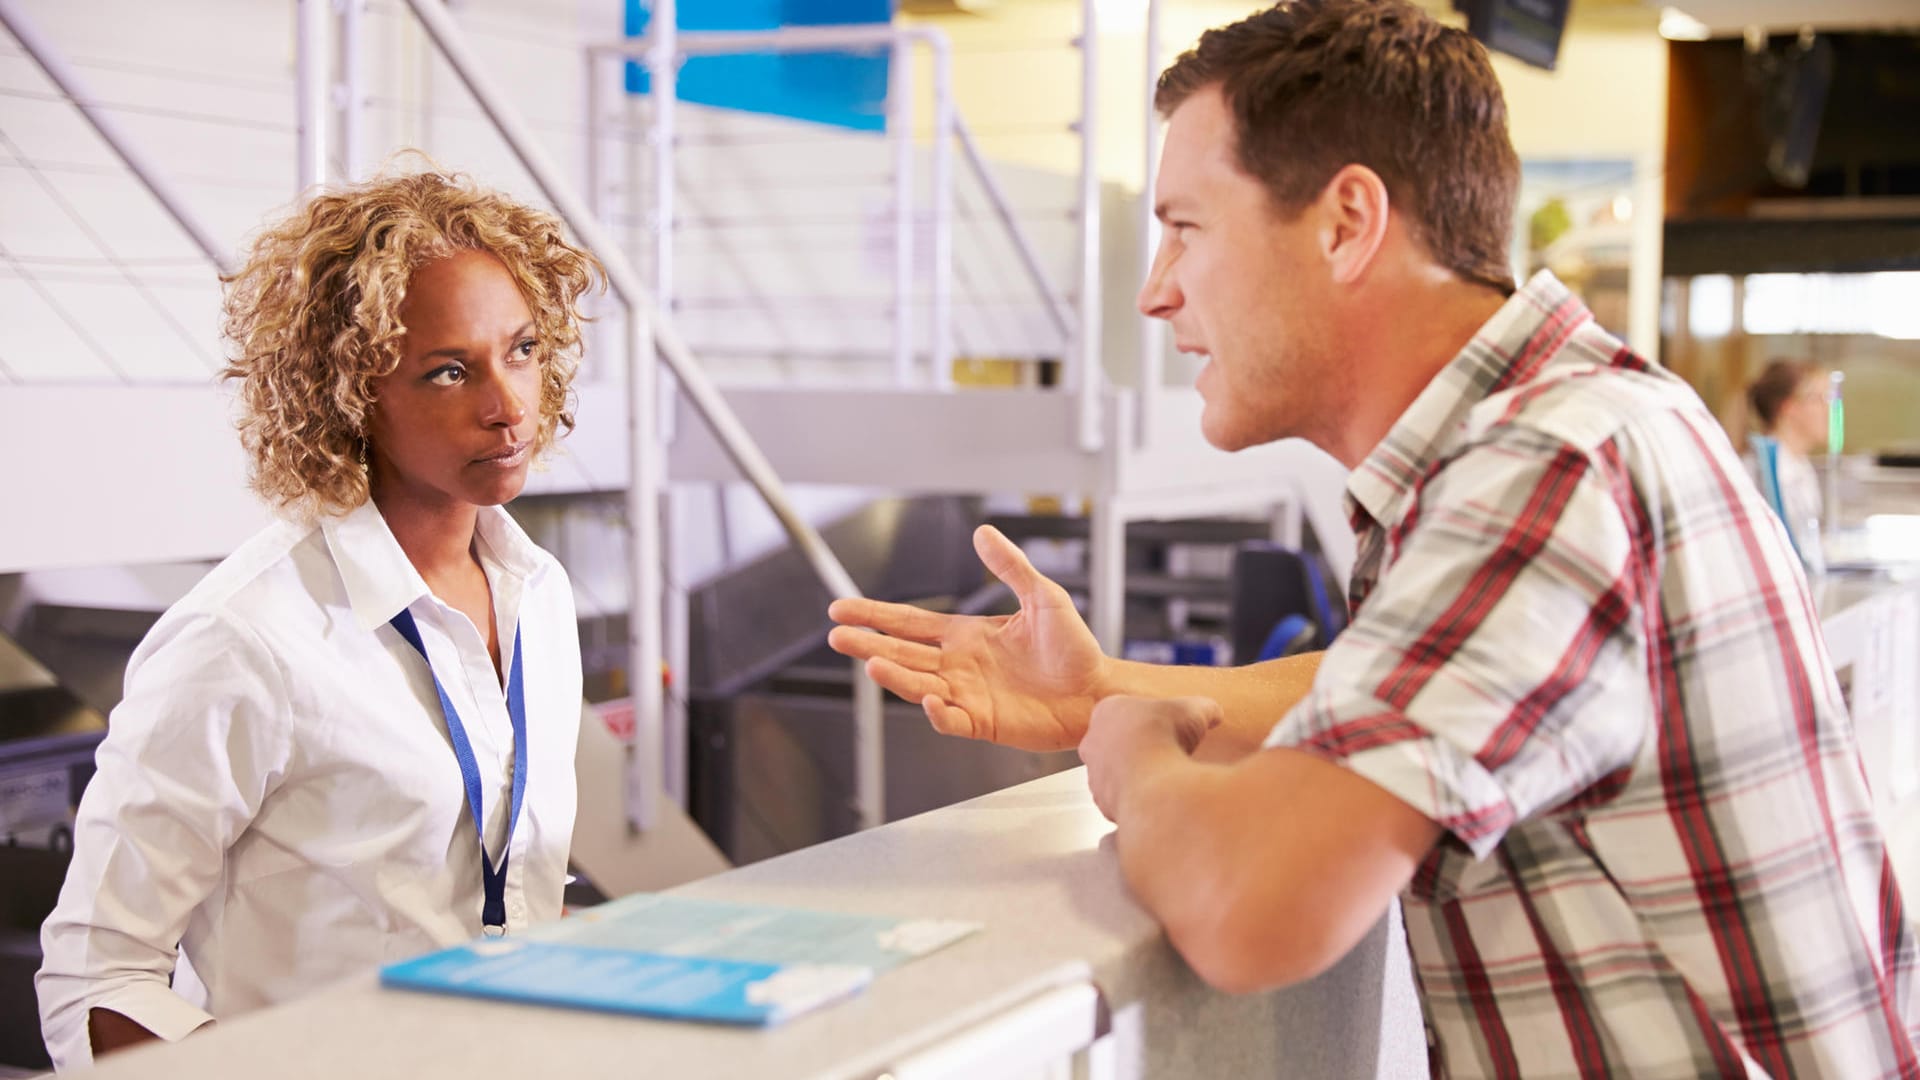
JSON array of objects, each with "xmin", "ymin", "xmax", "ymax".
[
  {"xmin": 322, "ymin": 500, "xmax": 546, "ymax": 633},
  {"xmin": 472, "ymin": 503, "xmax": 546, "ymax": 582},
  {"xmin": 1345, "ymin": 270, "xmax": 1590, "ymax": 534}
]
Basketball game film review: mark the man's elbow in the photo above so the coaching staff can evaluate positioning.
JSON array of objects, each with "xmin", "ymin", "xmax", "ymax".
[{"xmin": 1162, "ymin": 896, "xmax": 1351, "ymax": 995}]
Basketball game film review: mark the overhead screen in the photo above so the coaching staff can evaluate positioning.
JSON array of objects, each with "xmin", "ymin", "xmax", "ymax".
[{"xmin": 1452, "ymin": 0, "xmax": 1571, "ymax": 72}]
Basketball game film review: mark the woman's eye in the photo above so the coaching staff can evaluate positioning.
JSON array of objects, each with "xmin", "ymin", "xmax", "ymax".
[
  {"xmin": 513, "ymin": 339, "xmax": 538, "ymax": 361},
  {"xmin": 426, "ymin": 364, "xmax": 465, "ymax": 386}
]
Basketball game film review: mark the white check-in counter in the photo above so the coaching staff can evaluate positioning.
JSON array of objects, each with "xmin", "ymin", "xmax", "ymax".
[
  {"xmin": 67, "ymin": 767, "xmax": 1428, "ymax": 1080},
  {"xmin": 1818, "ymin": 570, "xmax": 1920, "ymax": 891}
]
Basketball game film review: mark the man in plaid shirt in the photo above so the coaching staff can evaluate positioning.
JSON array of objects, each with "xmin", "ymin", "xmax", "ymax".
[{"xmin": 829, "ymin": 0, "xmax": 1919, "ymax": 1075}]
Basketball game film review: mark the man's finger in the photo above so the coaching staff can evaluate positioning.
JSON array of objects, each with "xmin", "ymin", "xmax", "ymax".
[
  {"xmin": 865, "ymin": 656, "xmax": 952, "ymax": 705},
  {"xmin": 1168, "ymin": 696, "xmax": 1225, "ymax": 755},
  {"xmin": 827, "ymin": 626, "xmax": 943, "ymax": 671},
  {"xmin": 827, "ymin": 597, "xmax": 952, "ymax": 643},
  {"xmin": 973, "ymin": 526, "xmax": 1052, "ymax": 603},
  {"xmin": 924, "ymin": 696, "xmax": 980, "ymax": 741}
]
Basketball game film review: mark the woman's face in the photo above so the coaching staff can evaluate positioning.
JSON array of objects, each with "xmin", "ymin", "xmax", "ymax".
[
  {"xmin": 366, "ymin": 250, "xmax": 543, "ymax": 513},
  {"xmin": 1779, "ymin": 372, "xmax": 1831, "ymax": 454}
]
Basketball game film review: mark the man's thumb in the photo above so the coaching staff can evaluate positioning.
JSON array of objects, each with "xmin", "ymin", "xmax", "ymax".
[{"xmin": 974, "ymin": 525, "xmax": 1044, "ymax": 598}]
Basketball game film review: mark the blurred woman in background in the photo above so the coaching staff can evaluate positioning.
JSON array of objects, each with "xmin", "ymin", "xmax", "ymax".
[{"xmin": 1747, "ymin": 357, "xmax": 1830, "ymax": 572}]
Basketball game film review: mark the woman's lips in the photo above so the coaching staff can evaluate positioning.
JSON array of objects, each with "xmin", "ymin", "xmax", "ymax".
[{"xmin": 474, "ymin": 442, "xmax": 530, "ymax": 468}]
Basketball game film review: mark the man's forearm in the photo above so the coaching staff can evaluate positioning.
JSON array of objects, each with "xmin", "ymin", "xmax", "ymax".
[
  {"xmin": 1110, "ymin": 751, "xmax": 1298, "ymax": 993},
  {"xmin": 1109, "ymin": 743, "xmax": 1440, "ymax": 995},
  {"xmin": 1100, "ymin": 653, "xmax": 1321, "ymax": 758}
]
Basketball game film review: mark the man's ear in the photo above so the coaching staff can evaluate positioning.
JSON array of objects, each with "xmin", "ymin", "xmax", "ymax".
[{"xmin": 1315, "ymin": 163, "xmax": 1390, "ymax": 286}]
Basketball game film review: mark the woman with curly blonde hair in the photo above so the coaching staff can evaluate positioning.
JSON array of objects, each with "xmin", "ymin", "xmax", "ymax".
[{"xmin": 38, "ymin": 169, "xmax": 604, "ymax": 1069}]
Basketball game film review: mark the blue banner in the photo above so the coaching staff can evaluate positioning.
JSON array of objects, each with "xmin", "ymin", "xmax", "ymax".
[{"xmin": 625, "ymin": 0, "xmax": 893, "ymax": 133}]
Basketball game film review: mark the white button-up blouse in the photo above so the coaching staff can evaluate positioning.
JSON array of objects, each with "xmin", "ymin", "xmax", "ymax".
[{"xmin": 37, "ymin": 499, "xmax": 581, "ymax": 1070}]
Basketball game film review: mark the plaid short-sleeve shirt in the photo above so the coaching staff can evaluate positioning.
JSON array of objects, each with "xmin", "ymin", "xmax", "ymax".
[{"xmin": 1269, "ymin": 272, "xmax": 1918, "ymax": 1078}]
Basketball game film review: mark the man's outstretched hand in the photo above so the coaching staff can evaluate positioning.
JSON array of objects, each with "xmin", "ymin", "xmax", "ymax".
[{"xmin": 827, "ymin": 525, "xmax": 1108, "ymax": 752}]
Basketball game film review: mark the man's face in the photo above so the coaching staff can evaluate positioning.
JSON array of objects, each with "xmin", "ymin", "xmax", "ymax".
[{"xmin": 1138, "ymin": 85, "xmax": 1337, "ymax": 453}]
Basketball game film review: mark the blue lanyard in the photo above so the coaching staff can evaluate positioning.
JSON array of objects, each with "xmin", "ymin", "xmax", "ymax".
[{"xmin": 389, "ymin": 608, "xmax": 527, "ymax": 934}]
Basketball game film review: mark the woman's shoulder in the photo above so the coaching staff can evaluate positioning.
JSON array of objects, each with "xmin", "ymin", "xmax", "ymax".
[{"xmin": 152, "ymin": 517, "xmax": 332, "ymax": 640}]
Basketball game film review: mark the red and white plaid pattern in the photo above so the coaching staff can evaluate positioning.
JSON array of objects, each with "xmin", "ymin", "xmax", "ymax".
[{"xmin": 1269, "ymin": 272, "xmax": 1918, "ymax": 1078}]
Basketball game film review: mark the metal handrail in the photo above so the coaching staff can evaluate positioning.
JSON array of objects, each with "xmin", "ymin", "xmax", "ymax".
[
  {"xmin": 0, "ymin": 0, "xmax": 236, "ymax": 277},
  {"xmin": 953, "ymin": 116, "xmax": 1074, "ymax": 348},
  {"xmin": 593, "ymin": 23, "xmax": 960, "ymax": 389}
]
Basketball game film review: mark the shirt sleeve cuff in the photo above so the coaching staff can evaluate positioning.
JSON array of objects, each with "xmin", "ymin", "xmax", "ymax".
[
  {"xmin": 1270, "ymin": 709, "xmax": 1517, "ymax": 860},
  {"xmin": 90, "ymin": 982, "xmax": 216, "ymax": 1044}
]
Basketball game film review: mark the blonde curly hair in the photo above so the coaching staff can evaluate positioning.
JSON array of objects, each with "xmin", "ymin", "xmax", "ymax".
[{"xmin": 222, "ymin": 168, "xmax": 603, "ymax": 518}]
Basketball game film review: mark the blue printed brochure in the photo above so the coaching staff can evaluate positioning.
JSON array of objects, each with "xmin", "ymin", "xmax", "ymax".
[{"xmin": 380, "ymin": 894, "xmax": 980, "ymax": 1026}]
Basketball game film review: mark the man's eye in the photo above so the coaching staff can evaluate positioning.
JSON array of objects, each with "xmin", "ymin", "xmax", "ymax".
[{"xmin": 426, "ymin": 365, "xmax": 465, "ymax": 386}]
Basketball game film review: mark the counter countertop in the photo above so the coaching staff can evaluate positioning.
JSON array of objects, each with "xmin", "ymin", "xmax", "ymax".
[{"xmin": 73, "ymin": 767, "xmax": 1424, "ymax": 1079}]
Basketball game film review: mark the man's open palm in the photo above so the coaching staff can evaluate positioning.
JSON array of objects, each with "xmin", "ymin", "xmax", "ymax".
[{"xmin": 827, "ymin": 525, "xmax": 1107, "ymax": 752}]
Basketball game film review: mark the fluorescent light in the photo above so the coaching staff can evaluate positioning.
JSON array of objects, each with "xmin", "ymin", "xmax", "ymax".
[
  {"xmin": 1689, "ymin": 275, "xmax": 1735, "ymax": 338},
  {"xmin": 1742, "ymin": 272, "xmax": 1920, "ymax": 340},
  {"xmin": 1659, "ymin": 7, "xmax": 1711, "ymax": 41}
]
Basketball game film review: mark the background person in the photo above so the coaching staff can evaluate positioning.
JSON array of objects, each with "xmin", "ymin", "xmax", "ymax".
[{"xmin": 1746, "ymin": 357, "xmax": 1831, "ymax": 570}]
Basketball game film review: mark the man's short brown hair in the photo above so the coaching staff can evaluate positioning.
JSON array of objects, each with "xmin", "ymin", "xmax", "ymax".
[{"xmin": 1156, "ymin": 0, "xmax": 1520, "ymax": 294}]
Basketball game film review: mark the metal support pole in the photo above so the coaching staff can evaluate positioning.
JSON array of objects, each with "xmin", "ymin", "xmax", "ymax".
[
  {"xmin": 1089, "ymin": 387, "xmax": 1132, "ymax": 654},
  {"xmin": 585, "ymin": 49, "xmax": 604, "ymax": 221},
  {"xmin": 648, "ymin": 0, "xmax": 679, "ymax": 442},
  {"xmin": 1075, "ymin": 0, "xmax": 1104, "ymax": 452},
  {"xmin": 853, "ymin": 655, "xmax": 884, "ymax": 830},
  {"xmin": 335, "ymin": 0, "xmax": 364, "ymax": 180},
  {"xmin": 646, "ymin": 5, "xmax": 685, "ymax": 812},
  {"xmin": 583, "ymin": 46, "xmax": 608, "ymax": 382},
  {"xmin": 0, "ymin": 0, "xmax": 236, "ymax": 276},
  {"xmin": 1137, "ymin": 0, "xmax": 1166, "ymax": 446},
  {"xmin": 625, "ymin": 311, "xmax": 663, "ymax": 832},
  {"xmin": 1089, "ymin": 500, "xmax": 1126, "ymax": 656},
  {"xmin": 649, "ymin": 0, "xmax": 677, "ymax": 310},
  {"xmin": 928, "ymin": 35, "xmax": 955, "ymax": 389},
  {"xmin": 663, "ymin": 495, "xmax": 691, "ymax": 809},
  {"xmin": 296, "ymin": 0, "xmax": 328, "ymax": 192},
  {"xmin": 890, "ymin": 38, "xmax": 916, "ymax": 386}
]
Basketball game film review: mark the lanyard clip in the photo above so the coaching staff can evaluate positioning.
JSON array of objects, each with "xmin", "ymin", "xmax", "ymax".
[{"xmin": 482, "ymin": 924, "xmax": 507, "ymax": 939}]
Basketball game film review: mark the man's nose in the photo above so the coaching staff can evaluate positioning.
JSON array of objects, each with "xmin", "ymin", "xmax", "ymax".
[{"xmin": 1137, "ymin": 241, "xmax": 1181, "ymax": 320}]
